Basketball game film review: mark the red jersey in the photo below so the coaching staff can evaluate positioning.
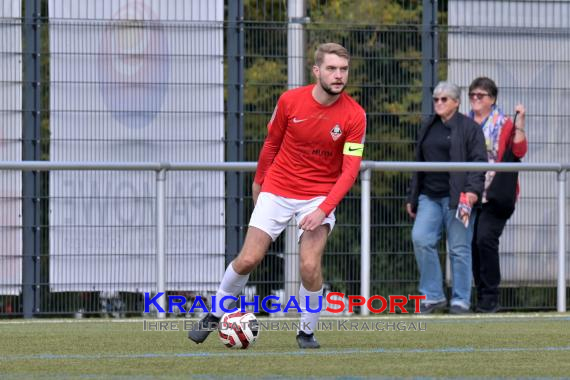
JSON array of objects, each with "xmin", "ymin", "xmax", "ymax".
[{"xmin": 254, "ymin": 84, "xmax": 366, "ymax": 215}]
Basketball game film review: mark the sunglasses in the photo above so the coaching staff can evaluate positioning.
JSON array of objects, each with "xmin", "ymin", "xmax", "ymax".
[
  {"xmin": 432, "ymin": 97, "xmax": 449, "ymax": 103},
  {"xmin": 469, "ymin": 92, "xmax": 491, "ymax": 100}
]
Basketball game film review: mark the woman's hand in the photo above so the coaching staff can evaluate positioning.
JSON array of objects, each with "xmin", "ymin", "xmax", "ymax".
[
  {"xmin": 514, "ymin": 104, "xmax": 526, "ymax": 130},
  {"xmin": 513, "ymin": 104, "xmax": 526, "ymax": 142},
  {"xmin": 406, "ymin": 203, "xmax": 416, "ymax": 219},
  {"xmin": 465, "ymin": 192, "xmax": 478, "ymax": 207}
]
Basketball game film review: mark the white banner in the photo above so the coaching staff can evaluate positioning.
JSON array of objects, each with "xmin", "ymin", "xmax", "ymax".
[
  {"xmin": 48, "ymin": 0, "xmax": 225, "ymax": 292},
  {"xmin": 1, "ymin": 1, "xmax": 19, "ymax": 18},
  {"xmin": 0, "ymin": 2, "xmax": 22, "ymax": 295},
  {"xmin": 448, "ymin": 0, "xmax": 570, "ymax": 283}
]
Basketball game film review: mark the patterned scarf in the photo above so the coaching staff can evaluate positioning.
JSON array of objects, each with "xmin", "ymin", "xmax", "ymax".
[{"xmin": 469, "ymin": 105, "xmax": 506, "ymax": 202}]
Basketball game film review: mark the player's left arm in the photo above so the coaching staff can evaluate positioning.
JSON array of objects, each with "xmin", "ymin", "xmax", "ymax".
[
  {"xmin": 318, "ymin": 145, "xmax": 363, "ymax": 216},
  {"xmin": 298, "ymin": 111, "xmax": 366, "ymax": 231}
]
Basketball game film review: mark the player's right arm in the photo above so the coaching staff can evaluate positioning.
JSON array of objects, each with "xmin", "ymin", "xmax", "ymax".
[
  {"xmin": 251, "ymin": 182, "xmax": 261, "ymax": 205},
  {"xmin": 252, "ymin": 96, "xmax": 288, "ymax": 203}
]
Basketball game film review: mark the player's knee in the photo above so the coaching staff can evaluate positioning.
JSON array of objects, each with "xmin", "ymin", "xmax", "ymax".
[
  {"xmin": 300, "ymin": 260, "xmax": 321, "ymax": 282},
  {"xmin": 233, "ymin": 254, "xmax": 261, "ymax": 274}
]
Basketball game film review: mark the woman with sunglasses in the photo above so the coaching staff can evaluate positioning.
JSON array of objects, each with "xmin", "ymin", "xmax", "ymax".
[
  {"xmin": 468, "ymin": 77, "xmax": 528, "ymax": 313},
  {"xmin": 406, "ymin": 81, "xmax": 487, "ymax": 314}
]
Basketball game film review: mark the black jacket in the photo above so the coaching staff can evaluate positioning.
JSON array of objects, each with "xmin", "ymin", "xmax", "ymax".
[{"xmin": 406, "ymin": 112, "xmax": 487, "ymax": 211}]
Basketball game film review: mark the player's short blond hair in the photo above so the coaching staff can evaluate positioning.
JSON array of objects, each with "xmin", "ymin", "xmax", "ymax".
[{"xmin": 314, "ymin": 43, "xmax": 350, "ymax": 67}]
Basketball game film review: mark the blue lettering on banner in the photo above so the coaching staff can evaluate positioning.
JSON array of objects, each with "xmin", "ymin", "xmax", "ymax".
[
  {"xmin": 220, "ymin": 295, "xmax": 238, "ymax": 313},
  {"xmin": 168, "ymin": 295, "xmax": 187, "ymax": 313},
  {"xmin": 262, "ymin": 295, "xmax": 281, "ymax": 313},
  {"xmin": 305, "ymin": 295, "xmax": 323, "ymax": 313},
  {"xmin": 283, "ymin": 297, "xmax": 302, "ymax": 313},
  {"xmin": 189, "ymin": 296, "xmax": 209, "ymax": 313},
  {"xmin": 239, "ymin": 295, "xmax": 260, "ymax": 313},
  {"xmin": 144, "ymin": 292, "xmax": 165, "ymax": 313}
]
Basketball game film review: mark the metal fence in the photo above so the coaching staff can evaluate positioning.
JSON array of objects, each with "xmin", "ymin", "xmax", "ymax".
[
  {"xmin": 1, "ymin": 160, "xmax": 567, "ymax": 317},
  {"xmin": 1, "ymin": 0, "xmax": 570, "ymax": 317}
]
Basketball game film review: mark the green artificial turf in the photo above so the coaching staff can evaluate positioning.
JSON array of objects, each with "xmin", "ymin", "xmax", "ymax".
[{"xmin": 1, "ymin": 314, "xmax": 569, "ymax": 379}]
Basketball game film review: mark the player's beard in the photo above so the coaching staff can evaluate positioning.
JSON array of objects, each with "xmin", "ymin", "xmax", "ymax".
[{"xmin": 319, "ymin": 78, "xmax": 345, "ymax": 96}]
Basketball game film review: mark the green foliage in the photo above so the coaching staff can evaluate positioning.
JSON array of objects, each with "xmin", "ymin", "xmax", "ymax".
[
  {"xmin": 243, "ymin": 0, "xmax": 288, "ymax": 22},
  {"xmin": 244, "ymin": 59, "xmax": 287, "ymax": 107},
  {"xmin": 244, "ymin": 58, "xmax": 287, "ymax": 144},
  {"xmin": 308, "ymin": 0, "xmax": 422, "ymax": 25}
]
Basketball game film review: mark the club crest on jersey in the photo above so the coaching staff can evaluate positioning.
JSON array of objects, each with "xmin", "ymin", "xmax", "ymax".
[{"xmin": 330, "ymin": 124, "xmax": 342, "ymax": 141}]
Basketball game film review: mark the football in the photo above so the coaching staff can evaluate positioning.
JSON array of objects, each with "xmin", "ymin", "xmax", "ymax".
[{"xmin": 218, "ymin": 311, "xmax": 259, "ymax": 349}]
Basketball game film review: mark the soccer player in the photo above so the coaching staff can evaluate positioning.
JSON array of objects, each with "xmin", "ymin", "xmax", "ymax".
[{"xmin": 188, "ymin": 42, "xmax": 366, "ymax": 349}]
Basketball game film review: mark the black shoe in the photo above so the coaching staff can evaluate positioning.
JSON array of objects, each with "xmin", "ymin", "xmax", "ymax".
[
  {"xmin": 188, "ymin": 314, "xmax": 220, "ymax": 344},
  {"xmin": 419, "ymin": 300, "xmax": 447, "ymax": 314},
  {"xmin": 476, "ymin": 299, "xmax": 499, "ymax": 313},
  {"xmin": 296, "ymin": 331, "xmax": 320, "ymax": 349},
  {"xmin": 449, "ymin": 304, "xmax": 470, "ymax": 315}
]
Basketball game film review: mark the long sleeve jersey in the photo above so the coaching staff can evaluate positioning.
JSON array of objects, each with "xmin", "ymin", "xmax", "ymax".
[{"xmin": 254, "ymin": 84, "xmax": 366, "ymax": 215}]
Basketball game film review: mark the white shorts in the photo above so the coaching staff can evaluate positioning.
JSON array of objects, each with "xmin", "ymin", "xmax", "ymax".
[{"xmin": 249, "ymin": 192, "xmax": 336, "ymax": 242}]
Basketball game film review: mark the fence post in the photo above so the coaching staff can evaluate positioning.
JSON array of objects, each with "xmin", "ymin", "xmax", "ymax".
[
  {"xmin": 226, "ymin": 0, "xmax": 245, "ymax": 263},
  {"xmin": 156, "ymin": 169, "xmax": 167, "ymax": 318},
  {"xmin": 421, "ymin": 0, "xmax": 438, "ymax": 118},
  {"xmin": 557, "ymin": 170, "xmax": 567, "ymax": 312},
  {"xmin": 22, "ymin": 0, "xmax": 41, "ymax": 318},
  {"xmin": 283, "ymin": 0, "xmax": 306, "ymax": 310},
  {"xmin": 360, "ymin": 168, "xmax": 371, "ymax": 316},
  {"xmin": 287, "ymin": 0, "xmax": 306, "ymax": 89}
]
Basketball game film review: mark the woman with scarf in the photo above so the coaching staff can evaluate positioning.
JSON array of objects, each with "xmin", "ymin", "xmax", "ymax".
[{"xmin": 468, "ymin": 77, "xmax": 528, "ymax": 313}]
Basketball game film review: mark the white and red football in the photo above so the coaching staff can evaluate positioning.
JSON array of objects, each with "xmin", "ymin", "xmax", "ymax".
[{"xmin": 218, "ymin": 311, "xmax": 259, "ymax": 349}]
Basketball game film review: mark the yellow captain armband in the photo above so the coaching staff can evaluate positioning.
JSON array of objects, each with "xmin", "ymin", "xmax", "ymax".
[{"xmin": 343, "ymin": 142, "xmax": 364, "ymax": 157}]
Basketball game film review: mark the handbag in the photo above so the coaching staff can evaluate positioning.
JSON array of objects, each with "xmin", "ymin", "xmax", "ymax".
[{"xmin": 485, "ymin": 113, "xmax": 520, "ymax": 219}]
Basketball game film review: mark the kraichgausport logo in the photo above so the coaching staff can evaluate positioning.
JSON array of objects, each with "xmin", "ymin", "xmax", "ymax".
[
  {"xmin": 142, "ymin": 319, "xmax": 427, "ymax": 333},
  {"xmin": 143, "ymin": 292, "xmax": 426, "ymax": 314}
]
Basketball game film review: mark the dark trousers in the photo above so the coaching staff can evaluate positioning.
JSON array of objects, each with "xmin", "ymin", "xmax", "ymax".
[{"xmin": 472, "ymin": 203, "xmax": 509, "ymax": 304}]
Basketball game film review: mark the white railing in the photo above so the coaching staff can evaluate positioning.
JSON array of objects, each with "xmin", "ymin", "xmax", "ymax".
[
  {"xmin": 360, "ymin": 161, "xmax": 568, "ymax": 315},
  {"xmin": 1, "ymin": 161, "xmax": 568, "ymax": 315}
]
